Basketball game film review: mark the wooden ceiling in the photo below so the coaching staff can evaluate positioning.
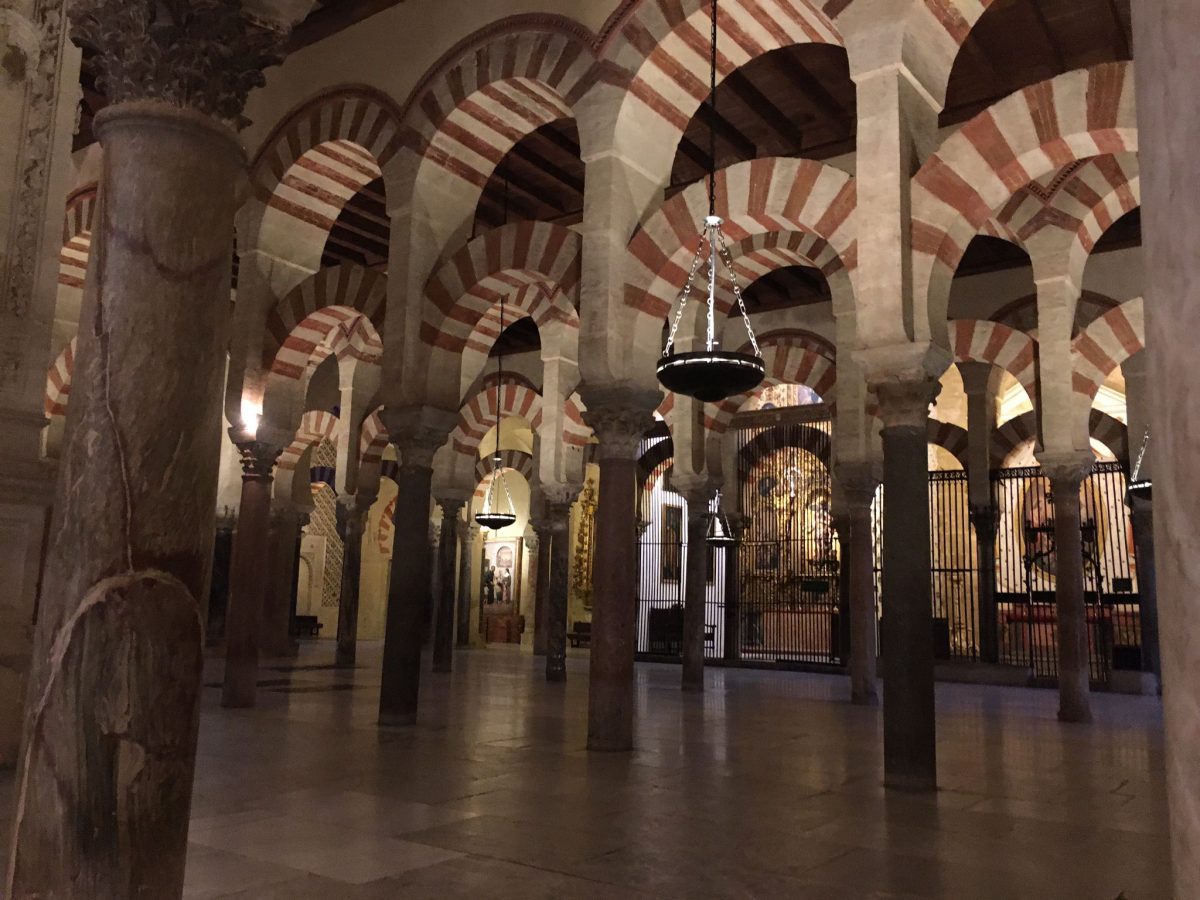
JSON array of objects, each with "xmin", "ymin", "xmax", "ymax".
[{"xmin": 472, "ymin": 120, "xmax": 585, "ymax": 234}]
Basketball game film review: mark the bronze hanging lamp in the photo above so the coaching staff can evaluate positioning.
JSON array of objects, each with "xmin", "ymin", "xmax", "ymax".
[
  {"xmin": 656, "ymin": 0, "xmax": 765, "ymax": 404},
  {"xmin": 476, "ymin": 170, "xmax": 519, "ymax": 531},
  {"xmin": 705, "ymin": 490, "xmax": 738, "ymax": 548}
]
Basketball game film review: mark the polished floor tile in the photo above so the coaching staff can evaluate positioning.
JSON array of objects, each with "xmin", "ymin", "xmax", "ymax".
[{"xmin": 0, "ymin": 641, "xmax": 1170, "ymax": 898}]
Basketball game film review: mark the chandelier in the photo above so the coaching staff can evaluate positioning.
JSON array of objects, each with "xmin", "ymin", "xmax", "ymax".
[
  {"xmin": 656, "ymin": 0, "xmax": 765, "ymax": 404},
  {"xmin": 475, "ymin": 280, "xmax": 518, "ymax": 531},
  {"xmin": 705, "ymin": 490, "xmax": 739, "ymax": 548}
]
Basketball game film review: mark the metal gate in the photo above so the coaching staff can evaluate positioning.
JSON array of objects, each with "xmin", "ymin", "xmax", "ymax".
[
  {"xmin": 736, "ymin": 415, "xmax": 842, "ymax": 665},
  {"xmin": 634, "ymin": 436, "xmax": 728, "ymax": 660},
  {"xmin": 929, "ymin": 470, "xmax": 980, "ymax": 661},
  {"xmin": 992, "ymin": 462, "xmax": 1141, "ymax": 686}
]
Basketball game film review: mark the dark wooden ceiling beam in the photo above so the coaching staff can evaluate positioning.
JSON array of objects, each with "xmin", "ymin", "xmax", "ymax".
[
  {"xmin": 723, "ymin": 74, "xmax": 807, "ymax": 150},
  {"xmin": 1027, "ymin": 3, "xmax": 1067, "ymax": 73},
  {"xmin": 508, "ymin": 143, "xmax": 584, "ymax": 195},
  {"xmin": 287, "ymin": 0, "xmax": 410, "ymax": 51},
  {"xmin": 770, "ymin": 53, "xmax": 845, "ymax": 124},
  {"xmin": 695, "ymin": 103, "xmax": 757, "ymax": 160},
  {"xmin": 1104, "ymin": 0, "xmax": 1133, "ymax": 57}
]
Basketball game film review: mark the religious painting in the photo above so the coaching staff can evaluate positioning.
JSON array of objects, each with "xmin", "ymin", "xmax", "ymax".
[
  {"xmin": 662, "ymin": 503, "xmax": 683, "ymax": 581},
  {"xmin": 482, "ymin": 540, "xmax": 521, "ymax": 610}
]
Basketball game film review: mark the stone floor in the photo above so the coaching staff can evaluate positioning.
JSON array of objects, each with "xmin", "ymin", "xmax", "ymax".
[{"xmin": 0, "ymin": 641, "xmax": 1170, "ymax": 898}]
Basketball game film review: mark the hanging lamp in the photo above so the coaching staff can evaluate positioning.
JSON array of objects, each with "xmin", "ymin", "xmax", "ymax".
[
  {"xmin": 476, "ymin": 170, "xmax": 520, "ymax": 531},
  {"xmin": 656, "ymin": 0, "xmax": 765, "ymax": 404},
  {"xmin": 1126, "ymin": 428, "xmax": 1152, "ymax": 503},
  {"xmin": 705, "ymin": 490, "xmax": 738, "ymax": 548}
]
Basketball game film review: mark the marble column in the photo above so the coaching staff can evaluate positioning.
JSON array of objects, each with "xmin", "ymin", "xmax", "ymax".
[
  {"xmin": 544, "ymin": 489, "xmax": 576, "ymax": 683},
  {"xmin": 1128, "ymin": 497, "xmax": 1160, "ymax": 682},
  {"xmin": 259, "ymin": 502, "xmax": 302, "ymax": 659},
  {"xmin": 579, "ymin": 385, "xmax": 658, "ymax": 751},
  {"xmin": 960, "ymin": 362, "xmax": 999, "ymax": 662},
  {"xmin": 838, "ymin": 463, "xmax": 880, "ymax": 706},
  {"xmin": 6, "ymin": 7, "xmax": 285, "ymax": 891},
  {"xmin": 679, "ymin": 481, "xmax": 716, "ymax": 692},
  {"xmin": 1132, "ymin": 5, "xmax": 1200, "ymax": 889},
  {"xmin": 378, "ymin": 410, "xmax": 452, "ymax": 726},
  {"xmin": 531, "ymin": 519, "xmax": 552, "ymax": 656},
  {"xmin": 722, "ymin": 513, "xmax": 744, "ymax": 663},
  {"xmin": 1040, "ymin": 454, "xmax": 1094, "ymax": 724},
  {"xmin": 223, "ymin": 441, "xmax": 282, "ymax": 708},
  {"xmin": 877, "ymin": 380, "xmax": 939, "ymax": 791},
  {"xmin": 455, "ymin": 521, "xmax": 479, "ymax": 648},
  {"xmin": 433, "ymin": 497, "xmax": 466, "ymax": 673},
  {"xmin": 335, "ymin": 493, "xmax": 373, "ymax": 669}
]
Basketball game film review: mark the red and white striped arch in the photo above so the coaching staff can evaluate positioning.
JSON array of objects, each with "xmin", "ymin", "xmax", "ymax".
[
  {"xmin": 912, "ymin": 63, "xmax": 1137, "ymax": 335},
  {"xmin": 947, "ymin": 319, "xmax": 1037, "ymax": 400},
  {"xmin": 404, "ymin": 26, "xmax": 594, "ymax": 193},
  {"xmin": 422, "ymin": 220, "xmax": 581, "ymax": 353},
  {"xmin": 1071, "ymin": 297, "xmax": 1144, "ymax": 401},
  {"xmin": 464, "ymin": 283, "xmax": 578, "ymax": 356},
  {"xmin": 279, "ymin": 410, "xmax": 339, "ymax": 471},
  {"xmin": 377, "ymin": 495, "xmax": 396, "ymax": 554},
  {"xmin": 705, "ymin": 330, "xmax": 837, "ymax": 432},
  {"xmin": 450, "ymin": 377, "xmax": 544, "ymax": 457},
  {"xmin": 250, "ymin": 87, "xmax": 402, "ymax": 265},
  {"xmin": 359, "ymin": 409, "xmax": 388, "ymax": 469},
  {"xmin": 59, "ymin": 186, "xmax": 97, "ymax": 289},
  {"xmin": 899, "ymin": 0, "xmax": 1006, "ymax": 104},
  {"xmin": 1070, "ymin": 160, "xmax": 1140, "ymax": 263},
  {"xmin": 474, "ymin": 451, "xmax": 536, "ymax": 499},
  {"xmin": 627, "ymin": 157, "xmax": 857, "ymax": 321},
  {"xmin": 927, "ymin": 419, "xmax": 968, "ymax": 469},
  {"xmin": 45, "ymin": 338, "xmax": 75, "ymax": 418},
  {"xmin": 563, "ymin": 393, "xmax": 592, "ymax": 448},
  {"xmin": 263, "ymin": 265, "xmax": 388, "ymax": 379}
]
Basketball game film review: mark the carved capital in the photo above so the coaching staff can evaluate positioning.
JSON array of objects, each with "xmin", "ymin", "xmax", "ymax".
[
  {"xmin": 969, "ymin": 504, "xmax": 999, "ymax": 539},
  {"xmin": 235, "ymin": 439, "xmax": 281, "ymax": 481},
  {"xmin": 382, "ymin": 405, "xmax": 455, "ymax": 470},
  {"xmin": 836, "ymin": 462, "xmax": 880, "ymax": 511},
  {"xmin": 336, "ymin": 494, "xmax": 371, "ymax": 539},
  {"xmin": 1038, "ymin": 451, "xmax": 1093, "ymax": 494},
  {"xmin": 873, "ymin": 379, "xmax": 940, "ymax": 431},
  {"xmin": 523, "ymin": 533, "xmax": 539, "ymax": 552},
  {"xmin": 456, "ymin": 519, "xmax": 481, "ymax": 544},
  {"xmin": 69, "ymin": 0, "xmax": 286, "ymax": 127},
  {"xmin": 578, "ymin": 383, "xmax": 660, "ymax": 461},
  {"xmin": 437, "ymin": 495, "xmax": 467, "ymax": 526},
  {"xmin": 673, "ymin": 475, "xmax": 716, "ymax": 516}
]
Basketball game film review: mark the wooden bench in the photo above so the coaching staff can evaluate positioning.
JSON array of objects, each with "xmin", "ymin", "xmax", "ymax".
[
  {"xmin": 568, "ymin": 622, "xmax": 592, "ymax": 648},
  {"xmin": 292, "ymin": 615, "xmax": 322, "ymax": 638}
]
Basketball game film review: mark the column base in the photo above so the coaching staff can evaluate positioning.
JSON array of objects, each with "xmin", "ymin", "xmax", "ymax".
[
  {"xmin": 546, "ymin": 664, "xmax": 566, "ymax": 683},
  {"xmin": 681, "ymin": 679, "xmax": 704, "ymax": 694},
  {"xmin": 378, "ymin": 711, "xmax": 416, "ymax": 727},
  {"xmin": 851, "ymin": 689, "xmax": 879, "ymax": 707},
  {"xmin": 334, "ymin": 650, "xmax": 356, "ymax": 669},
  {"xmin": 1057, "ymin": 703, "xmax": 1093, "ymax": 724},
  {"xmin": 884, "ymin": 772, "xmax": 937, "ymax": 793},
  {"xmin": 586, "ymin": 735, "xmax": 633, "ymax": 752}
]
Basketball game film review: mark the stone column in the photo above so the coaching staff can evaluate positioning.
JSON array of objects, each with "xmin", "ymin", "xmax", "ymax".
[
  {"xmin": 1128, "ymin": 497, "xmax": 1160, "ymax": 683},
  {"xmin": 455, "ymin": 520, "xmax": 479, "ymax": 648},
  {"xmin": 678, "ymin": 480, "xmax": 716, "ymax": 692},
  {"xmin": 579, "ymin": 385, "xmax": 658, "ymax": 751},
  {"xmin": 335, "ymin": 492, "xmax": 373, "ymax": 669},
  {"xmin": 433, "ymin": 496, "xmax": 466, "ymax": 673},
  {"xmin": 6, "ymin": 6, "xmax": 285, "ymax": 893},
  {"xmin": 258, "ymin": 502, "xmax": 301, "ymax": 659},
  {"xmin": 1040, "ymin": 453, "xmax": 1094, "ymax": 724},
  {"xmin": 377, "ymin": 409, "xmax": 453, "ymax": 726},
  {"xmin": 531, "ymin": 519, "xmax": 552, "ymax": 656},
  {"xmin": 876, "ymin": 380, "xmax": 939, "ymax": 791},
  {"xmin": 960, "ymin": 362, "xmax": 999, "ymax": 662},
  {"xmin": 722, "ymin": 513, "xmax": 744, "ymax": 663},
  {"xmin": 1132, "ymin": 6, "xmax": 1200, "ymax": 890},
  {"xmin": 838, "ymin": 463, "xmax": 880, "ymax": 706},
  {"xmin": 223, "ymin": 441, "xmax": 282, "ymax": 708},
  {"xmin": 543, "ymin": 487, "xmax": 577, "ymax": 683}
]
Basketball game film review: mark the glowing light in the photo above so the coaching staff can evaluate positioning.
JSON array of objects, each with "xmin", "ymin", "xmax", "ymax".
[{"xmin": 241, "ymin": 398, "xmax": 262, "ymax": 437}]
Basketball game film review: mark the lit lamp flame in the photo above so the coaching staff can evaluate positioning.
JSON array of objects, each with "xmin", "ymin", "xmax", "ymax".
[{"xmin": 240, "ymin": 398, "xmax": 262, "ymax": 439}]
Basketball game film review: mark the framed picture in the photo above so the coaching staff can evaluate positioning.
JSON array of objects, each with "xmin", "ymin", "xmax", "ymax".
[
  {"xmin": 482, "ymin": 540, "xmax": 522, "ymax": 609},
  {"xmin": 662, "ymin": 503, "xmax": 683, "ymax": 581}
]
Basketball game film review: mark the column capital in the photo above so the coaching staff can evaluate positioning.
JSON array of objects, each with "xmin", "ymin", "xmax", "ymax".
[
  {"xmin": 578, "ymin": 383, "xmax": 660, "ymax": 460},
  {"xmin": 336, "ymin": 493, "xmax": 373, "ymax": 538},
  {"xmin": 235, "ymin": 440, "xmax": 282, "ymax": 480},
  {"xmin": 1038, "ymin": 451, "xmax": 1094, "ymax": 490},
  {"xmin": 455, "ymin": 519, "xmax": 480, "ymax": 543},
  {"xmin": 956, "ymin": 361, "xmax": 995, "ymax": 397},
  {"xmin": 836, "ymin": 462, "xmax": 881, "ymax": 510},
  {"xmin": 872, "ymin": 379, "xmax": 941, "ymax": 430},
  {"xmin": 673, "ymin": 475, "xmax": 717, "ymax": 514},
  {"xmin": 382, "ymin": 405, "xmax": 455, "ymax": 470},
  {"xmin": 523, "ymin": 533, "xmax": 539, "ymax": 552},
  {"xmin": 70, "ymin": 0, "xmax": 286, "ymax": 128}
]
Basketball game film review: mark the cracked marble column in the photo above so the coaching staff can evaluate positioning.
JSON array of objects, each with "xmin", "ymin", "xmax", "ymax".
[
  {"xmin": 543, "ymin": 487, "xmax": 576, "ymax": 683},
  {"xmin": 223, "ymin": 441, "xmax": 283, "ymax": 708},
  {"xmin": 433, "ymin": 496, "xmax": 466, "ymax": 673},
  {"xmin": 335, "ymin": 492, "xmax": 373, "ymax": 669},
  {"xmin": 455, "ymin": 520, "xmax": 479, "ymax": 648},
  {"xmin": 678, "ymin": 480, "xmax": 716, "ymax": 692},
  {"xmin": 6, "ymin": 4, "xmax": 285, "ymax": 893},
  {"xmin": 580, "ymin": 385, "xmax": 658, "ymax": 751},
  {"xmin": 1040, "ymin": 453, "xmax": 1094, "ymax": 724},
  {"xmin": 378, "ymin": 409, "xmax": 454, "ymax": 726},
  {"xmin": 838, "ymin": 463, "xmax": 880, "ymax": 706},
  {"xmin": 877, "ymin": 379, "xmax": 940, "ymax": 791}
]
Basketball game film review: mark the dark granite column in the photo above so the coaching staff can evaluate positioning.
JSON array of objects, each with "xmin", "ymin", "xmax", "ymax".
[
  {"xmin": 433, "ymin": 497, "xmax": 466, "ymax": 673},
  {"xmin": 579, "ymin": 385, "xmax": 659, "ymax": 751},
  {"xmin": 1128, "ymin": 497, "xmax": 1160, "ymax": 684},
  {"xmin": 679, "ymin": 481, "xmax": 716, "ymax": 692},
  {"xmin": 722, "ymin": 513, "xmax": 744, "ymax": 663},
  {"xmin": 877, "ymin": 380, "xmax": 939, "ymax": 791},
  {"xmin": 223, "ymin": 442, "xmax": 283, "ymax": 708},
  {"xmin": 335, "ymin": 493, "xmax": 373, "ymax": 669},
  {"xmin": 378, "ymin": 408, "xmax": 453, "ymax": 726},
  {"xmin": 544, "ymin": 488, "xmax": 577, "ymax": 682},
  {"xmin": 259, "ymin": 502, "xmax": 301, "ymax": 659},
  {"xmin": 530, "ymin": 509, "xmax": 551, "ymax": 656},
  {"xmin": 838, "ymin": 463, "xmax": 880, "ymax": 706},
  {"xmin": 6, "ymin": 9, "xmax": 285, "ymax": 892},
  {"xmin": 960, "ymin": 362, "xmax": 999, "ymax": 662},
  {"xmin": 1041, "ymin": 454, "xmax": 1093, "ymax": 723},
  {"xmin": 455, "ymin": 521, "xmax": 479, "ymax": 647}
]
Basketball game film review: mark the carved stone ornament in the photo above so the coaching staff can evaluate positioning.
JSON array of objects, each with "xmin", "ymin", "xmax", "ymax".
[
  {"xmin": 578, "ymin": 384, "xmax": 661, "ymax": 460},
  {"xmin": 236, "ymin": 439, "xmax": 282, "ymax": 479},
  {"xmin": 873, "ymin": 379, "xmax": 941, "ymax": 431},
  {"xmin": 69, "ymin": 0, "xmax": 287, "ymax": 127}
]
